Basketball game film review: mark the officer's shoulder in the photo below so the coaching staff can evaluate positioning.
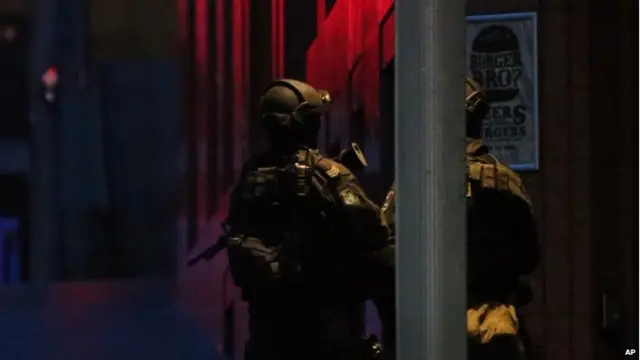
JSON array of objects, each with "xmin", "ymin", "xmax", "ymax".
[
  {"xmin": 468, "ymin": 155, "xmax": 529, "ymax": 204},
  {"xmin": 468, "ymin": 153, "xmax": 517, "ymax": 176},
  {"xmin": 314, "ymin": 156, "xmax": 352, "ymax": 179}
]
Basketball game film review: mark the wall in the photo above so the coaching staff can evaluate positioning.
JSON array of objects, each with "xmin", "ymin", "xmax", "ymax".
[
  {"xmin": 27, "ymin": 0, "xmax": 180, "ymax": 280},
  {"xmin": 177, "ymin": 0, "xmax": 277, "ymax": 358},
  {"xmin": 177, "ymin": 0, "xmax": 252, "ymax": 357},
  {"xmin": 307, "ymin": 0, "xmax": 636, "ymax": 360},
  {"xmin": 177, "ymin": 1, "xmax": 319, "ymax": 358},
  {"xmin": 588, "ymin": 0, "xmax": 638, "ymax": 357},
  {"xmin": 91, "ymin": 0, "xmax": 177, "ymax": 59},
  {"xmin": 307, "ymin": 0, "xmax": 396, "ymax": 203}
]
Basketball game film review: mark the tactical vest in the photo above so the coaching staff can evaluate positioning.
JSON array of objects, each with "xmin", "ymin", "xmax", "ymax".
[
  {"xmin": 227, "ymin": 150, "xmax": 336, "ymax": 294},
  {"xmin": 465, "ymin": 140, "xmax": 531, "ymax": 209}
]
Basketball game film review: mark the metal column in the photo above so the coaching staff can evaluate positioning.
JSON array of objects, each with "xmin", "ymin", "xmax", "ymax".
[{"xmin": 395, "ymin": 0, "xmax": 467, "ymax": 358}]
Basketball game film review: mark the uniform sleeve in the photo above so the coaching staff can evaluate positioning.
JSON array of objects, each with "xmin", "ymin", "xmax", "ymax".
[
  {"xmin": 315, "ymin": 158, "xmax": 396, "ymax": 349},
  {"xmin": 335, "ymin": 173, "xmax": 397, "ymax": 349},
  {"xmin": 332, "ymin": 173, "xmax": 393, "ymax": 257}
]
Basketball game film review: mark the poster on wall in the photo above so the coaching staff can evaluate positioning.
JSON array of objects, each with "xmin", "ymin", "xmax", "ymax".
[{"xmin": 466, "ymin": 12, "xmax": 539, "ymax": 171}]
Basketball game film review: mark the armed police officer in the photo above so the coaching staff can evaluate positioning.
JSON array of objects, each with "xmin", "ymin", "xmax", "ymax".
[
  {"xmin": 380, "ymin": 78, "xmax": 540, "ymax": 360},
  {"xmin": 210, "ymin": 79, "xmax": 394, "ymax": 360},
  {"xmin": 464, "ymin": 77, "xmax": 540, "ymax": 360}
]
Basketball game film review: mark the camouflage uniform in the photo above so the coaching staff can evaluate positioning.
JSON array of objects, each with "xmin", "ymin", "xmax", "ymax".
[{"xmin": 223, "ymin": 79, "xmax": 394, "ymax": 360}]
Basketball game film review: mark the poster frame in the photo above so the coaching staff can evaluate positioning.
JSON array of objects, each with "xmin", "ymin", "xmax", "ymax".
[{"xmin": 466, "ymin": 12, "xmax": 540, "ymax": 172}]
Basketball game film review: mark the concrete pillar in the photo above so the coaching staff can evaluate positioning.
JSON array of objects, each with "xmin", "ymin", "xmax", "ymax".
[{"xmin": 395, "ymin": 0, "xmax": 467, "ymax": 358}]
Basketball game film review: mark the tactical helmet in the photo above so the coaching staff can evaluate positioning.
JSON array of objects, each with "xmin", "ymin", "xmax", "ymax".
[
  {"xmin": 465, "ymin": 77, "xmax": 489, "ymax": 139},
  {"xmin": 260, "ymin": 79, "xmax": 331, "ymax": 149}
]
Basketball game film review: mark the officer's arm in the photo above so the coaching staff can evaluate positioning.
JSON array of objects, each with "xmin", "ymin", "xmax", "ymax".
[
  {"xmin": 335, "ymin": 179, "xmax": 392, "ymax": 258},
  {"xmin": 334, "ymin": 176, "xmax": 397, "ymax": 351},
  {"xmin": 496, "ymin": 168, "xmax": 540, "ymax": 276},
  {"xmin": 470, "ymin": 161, "xmax": 541, "ymax": 275}
]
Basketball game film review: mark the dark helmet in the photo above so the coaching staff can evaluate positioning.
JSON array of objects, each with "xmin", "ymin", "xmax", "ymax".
[
  {"xmin": 465, "ymin": 77, "xmax": 489, "ymax": 139},
  {"xmin": 260, "ymin": 79, "xmax": 331, "ymax": 149}
]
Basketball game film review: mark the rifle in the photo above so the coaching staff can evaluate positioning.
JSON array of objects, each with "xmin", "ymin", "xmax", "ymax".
[
  {"xmin": 186, "ymin": 222, "xmax": 241, "ymax": 266},
  {"xmin": 328, "ymin": 141, "xmax": 368, "ymax": 171}
]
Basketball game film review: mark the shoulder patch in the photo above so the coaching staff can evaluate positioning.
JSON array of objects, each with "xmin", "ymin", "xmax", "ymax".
[
  {"xmin": 326, "ymin": 165, "xmax": 340, "ymax": 178},
  {"xmin": 316, "ymin": 157, "xmax": 350, "ymax": 179},
  {"xmin": 339, "ymin": 188, "xmax": 360, "ymax": 205}
]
